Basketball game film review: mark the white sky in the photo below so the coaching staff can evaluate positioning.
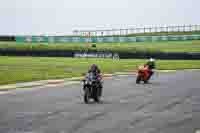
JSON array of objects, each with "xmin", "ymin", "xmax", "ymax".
[{"xmin": 0, "ymin": 0, "xmax": 199, "ymax": 35}]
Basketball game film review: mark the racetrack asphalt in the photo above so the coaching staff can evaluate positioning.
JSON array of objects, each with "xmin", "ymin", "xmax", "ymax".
[{"xmin": 0, "ymin": 70, "xmax": 200, "ymax": 133}]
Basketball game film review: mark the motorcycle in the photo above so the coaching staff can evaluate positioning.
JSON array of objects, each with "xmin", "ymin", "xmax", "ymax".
[
  {"xmin": 136, "ymin": 65, "xmax": 152, "ymax": 84},
  {"xmin": 82, "ymin": 72, "xmax": 102, "ymax": 103}
]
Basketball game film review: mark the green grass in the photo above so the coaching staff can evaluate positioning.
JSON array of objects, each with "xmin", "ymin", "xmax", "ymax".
[
  {"xmin": 1, "ymin": 40, "xmax": 200, "ymax": 53},
  {"xmin": 0, "ymin": 56, "xmax": 200, "ymax": 85}
]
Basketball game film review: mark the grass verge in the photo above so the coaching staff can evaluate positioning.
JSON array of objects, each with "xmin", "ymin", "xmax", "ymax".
[{"xmin": 0, "ymin": 56, "xmax": 200, "ymax": 85}]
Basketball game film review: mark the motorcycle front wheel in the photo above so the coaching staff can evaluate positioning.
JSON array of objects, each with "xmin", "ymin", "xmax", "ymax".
[
  {"xmin": 93, "ymin": 87, "xmax": 100, "ymax": 103},
  {"xmin": 84, "ymin": 87, "xmax": 90, "ymax": 104},
  {"xmin": 136, "ymin": 76, "xmax": 141, "ymax": 84}
]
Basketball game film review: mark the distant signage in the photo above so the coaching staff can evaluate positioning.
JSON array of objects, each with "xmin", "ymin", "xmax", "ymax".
[{"xmin": 74, "ymin": 52, "xmax": 119, "ymax": 59}]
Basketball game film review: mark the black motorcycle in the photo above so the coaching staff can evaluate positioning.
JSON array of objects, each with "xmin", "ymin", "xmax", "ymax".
[{"xmin": 82, "ymin": 72, "xmax": 102, "ymax": 104}]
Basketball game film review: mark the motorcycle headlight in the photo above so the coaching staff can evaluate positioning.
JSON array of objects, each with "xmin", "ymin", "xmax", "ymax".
[
  {"xmin": 81, "ymin": 81, "xmax": 85, "ymax": 85},
  {"xmin": 85, "ymin": 81, "xmax": 88, "ymax": 84},
  {"xmin": 86, "ymin": 80, "xmax": 91, "ymax": 85}
]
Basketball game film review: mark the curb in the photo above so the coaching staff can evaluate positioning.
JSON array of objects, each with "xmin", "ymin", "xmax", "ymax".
[
  {"xmin": 0, "ymin": 85, "xmax": 17, "ymax": 91},
  {"xmin": 47, "ymin": 80, "xmax": 65, "ymax": 84},
  {"xmin": 155, "ymin": 70, "xmax": 177, "ymax": 73},
  {"xmin": 0, "ymin": 74, "xmax": 117, "ymax": 91},
  {"xmin": 0, "ymin": 82, "xmax": 47, "ymax": 91},
  {"xmin": 0, "ymin": 77, "xmax": 85, "ymax": 92}
]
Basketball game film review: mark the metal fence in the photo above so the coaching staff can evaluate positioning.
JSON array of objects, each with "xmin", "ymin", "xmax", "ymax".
[{"xmin": 73, "ymin": 25, "xmax": 200, "ymax": 36}]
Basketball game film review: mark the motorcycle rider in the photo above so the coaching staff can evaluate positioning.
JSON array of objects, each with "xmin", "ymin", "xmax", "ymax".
[
  {"xmin": 88, "ymin": 64, "xmax": 103, "ymax": 96},
  {"xmin": 145, "ymin": 58, "xmax": 156, "ymax": 80}
]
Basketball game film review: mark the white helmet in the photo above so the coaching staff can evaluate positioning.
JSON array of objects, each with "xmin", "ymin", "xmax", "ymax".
[{"xmin": 149, "ymin": 58, "xmax": 155, "ymax": 62}]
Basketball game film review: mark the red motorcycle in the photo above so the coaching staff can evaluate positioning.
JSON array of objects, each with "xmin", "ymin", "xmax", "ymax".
[{"xmin": 136, "ymin": 65, "xmax": 151, "ymax": 84}]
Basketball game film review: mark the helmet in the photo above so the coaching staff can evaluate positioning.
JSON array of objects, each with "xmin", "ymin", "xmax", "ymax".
[
  {"xmin": 149, "ymin": 58, "xmax": 155, "ymax": 62},
  {"xmin": 91, "ymin": 64, "xmax": 98, "ymax": 70},
  {"xmin": 91, "ymin": 64, "xmax": 97, "ymax": 68}
]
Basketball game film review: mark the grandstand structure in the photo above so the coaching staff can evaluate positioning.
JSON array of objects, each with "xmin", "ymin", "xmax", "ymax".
[{"xmin": 73, "ymin": 25, "xmax": 200, "ymax": 37}]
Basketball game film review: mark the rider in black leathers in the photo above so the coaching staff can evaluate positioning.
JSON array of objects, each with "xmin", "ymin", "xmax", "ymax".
[{"xmin": 88, "ymin": 64, "xmax": 103, "ymax": 96}]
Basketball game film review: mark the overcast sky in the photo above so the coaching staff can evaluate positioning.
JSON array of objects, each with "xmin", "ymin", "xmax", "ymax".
[{"xmin": 0, "ymin": 0, "xmax": 199, "ymax": 35}]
